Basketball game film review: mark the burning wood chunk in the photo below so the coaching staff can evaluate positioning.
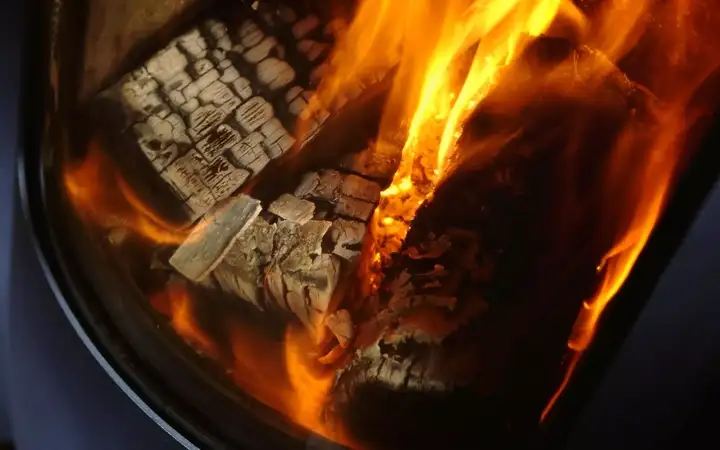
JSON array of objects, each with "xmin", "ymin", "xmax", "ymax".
[
  {"xmin": 238, "ymin": 20, "xmax": 264, "ymax": 48},
  {"xmin": 230, "ymin": 132, "xmax": 271, "ymax": 174},
  {"xmin": 196, "ymin": 124, "xmax": 242, "ymax": 161},
  {"xmin": 100, "ymin": 12, "xmax": 366, "ymax": 228},
  {"xmin": 310, "ymin": 63, "xmax": 329, "ymax": 85},
  {"xmin": 213, "ymin": 216, "xmax": 276, "ymax": 308},
  {"xmin": 324, "ymin": 19, "xmax": 347, "ymax": 38},
  {"xmin": 291, "ymin": 254, "xmax": 341, "ymax": 328},
  {"xmin": 199, "ymin": 157, "xmax": 250, "ymax": 199},
  {"xmin": 329, "ymin": 219, "xmax": 366, "ymax": 261},
  {"xmin": 235, "ymin": 97, "xmax": 274, "ymax": 134},
  {"xmin": 292, "ymin": 16, "xmax": 320, "ymax": 39},
  {"xmin": 275, "ymin": 220, "xmax": 332, "ymax": 270},
  {"xmin": 135, "ymin": 138, "xmax": 179, "ymax": 172},
  {"xmin": 331, "ymin": 342, "xmax": 453, "ymax": 419},
  {"xmin": 334, "ymin": 196, "xmax": 375, "ymax": 222},
  {"xmin": 177, "ymin": 29, "xmax": 208, "ymax": 60},
  {"xmin": 244, "ymin": 36, "xmax": 278, "ymax": 64},
  {"xmin": 268, "ymin": 194, "xmax": 315, "ymax": 224},
  {"xmin": 341, "ymin": 174, "xmax": 381, "ymax": 202},
  {"xmin": 256, "ymin": 58, "xmax": 296, "ymax": 90},
  {"xmin": 340, "ymin": 143, "xmax": 401, "ymax": 181},
  {"xmin": 259, "ymin": 220, "xmax": 340, "ymax": 328},
  {"xmin": 294, "ymin": 170, "xmax": 344, "ymax": 202},
  {"xmin": 146, "ymin": 45, "xmax": 188, "ymax": 84},
  {"xmin": 169, "ymin": 194, "xmax": 262, "ymax": 281},
  {"xmin": 288, "ymin": 95, "xmax": 308, "ymax": 117},
  {"xmin": 324, "ymin": 309, "xmax": 355, "ymax": 348}
]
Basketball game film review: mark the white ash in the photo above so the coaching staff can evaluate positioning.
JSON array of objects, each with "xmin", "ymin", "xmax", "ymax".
[
  {"xmin": 334, "ymin": 196, "xmax": 375, "ymax": 222},
  {"xmin": 195, "ymin": 124, "xmax": 242, "ymax": 161},
  {"xmin": 324, "ymin": 309, "xmax": 355, "ymax": 348},
  {"xmin": 146, "ymin": 45, "xmax": 188, "ymax": 84},
  {"xmin": 243, "ymin": 36, "xmax": 278, "ymax": 64},
  {"xmin": 230, "ymin": 132, "xmax": 271, "ymax": 174},
  {"xmin": 260, "ymin": 118, "xmax": 295, "ymax": 159},
  {"xmin": 177, "ymin": 28, "xmax": 208, "ymax": 60},
  {"xmin": 235, "ymin": 96, "xmax": 274, "ymax": 134},
  {"xmin": 238, "ymin": 20, "xmax": 264, "ymax": 48},
  {"xmin": 294, "ymin": 170, "xmax": 343, "ymax": 202},
  {"xmin": 268, "ymin": 194, "xmax": 316, "ymax": 224},
  {"xmin": 232, "ymin": 77, "xmax": 253, "ymax": 100},
  {"xmin": 213, "ymin": 216, "xmax": 276, "ymax": 309},
  {"xmin": 329, "ymin": 219, "xmax": 366, "ymax": 261},
  {"xmin": 256, "ymin": 58, "xmax": 296, "ymax": 90},
  {"xmin": 188, "ymin": 105, "xmax": 229, "ymax": 141},
  {"xmin": 169, "ymin": 194, "xmax": 262, "ymax": 281}
]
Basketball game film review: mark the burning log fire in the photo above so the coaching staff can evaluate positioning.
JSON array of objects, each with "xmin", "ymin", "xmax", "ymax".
[{"xmin": 63, "ymin": 0, "xmax": 720, "ymax": 448}]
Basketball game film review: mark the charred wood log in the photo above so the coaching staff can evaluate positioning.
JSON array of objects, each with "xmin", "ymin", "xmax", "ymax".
[
  {"xmin": 168, "ymin": 149, "xmax": 390, "ymax": 335},
  {"xmin": 85, "ymin": 1, "xmax": 387, "ymax": 225},
  {"xmin": 323, "ymin": 37, "xmax": 661, "ymax": 449}
]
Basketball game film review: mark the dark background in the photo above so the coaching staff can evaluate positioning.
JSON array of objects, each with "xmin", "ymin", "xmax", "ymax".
[{"xmin": 0, "ymin": 0, "xmax": 718, "ymax": 449}]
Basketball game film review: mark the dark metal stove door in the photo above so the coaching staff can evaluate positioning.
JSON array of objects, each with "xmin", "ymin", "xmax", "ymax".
[
  {"xmin": 566, "ymin": 177, "xmax": 720, "ymax": 450},
  {"xmin": 7, "ymin": 197, "xmax": 187, "ymax": 450},
  {"xmin": 0, "ymin": 0, "xmax": 181, "ymax": 448}
]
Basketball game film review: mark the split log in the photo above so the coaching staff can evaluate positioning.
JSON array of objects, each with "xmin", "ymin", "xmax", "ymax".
[
  {"xmin": 169, "ymin": 194, "xmax": 262, "ymax": 281},
  {"xmin": 168, "ymin": 157, "xmax": 384, "ymax": 336}
]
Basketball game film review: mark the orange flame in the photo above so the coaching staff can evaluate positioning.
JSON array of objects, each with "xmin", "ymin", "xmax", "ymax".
[
  {"xmin": 540, "ymin": 0, "xmax": 720, "ymax": 420},
  {"xmin": 313, "ymin": 0, "xmax": 720, "ymax": 421},
  {"xmin": 312, "ymin": 0, "xmax": 570, "ymax": 270},
  {"xmin": 63, "ymin": 140, "xmax": 191, "ymax": 245},
  {"xmin": 150, "ymin": 284, "xmax": 345, "ymax": 443},
  {"xmin": 151, "ymin": 283, "xmax": 219, "ymax": 358},
  {"xmin": 228, "ymin": 321, "xmax": 345, "ymax": 444}
]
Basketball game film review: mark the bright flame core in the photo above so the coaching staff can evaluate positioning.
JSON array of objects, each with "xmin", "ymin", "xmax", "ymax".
[{"xmin": 313, "ymin": 0, "xmax": 567, "ymax": 271}]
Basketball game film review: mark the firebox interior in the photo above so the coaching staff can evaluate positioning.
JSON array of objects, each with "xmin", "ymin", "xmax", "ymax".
[{"xmin": 19, "ymin": 0, "xmax": 720, "ymax": 449}]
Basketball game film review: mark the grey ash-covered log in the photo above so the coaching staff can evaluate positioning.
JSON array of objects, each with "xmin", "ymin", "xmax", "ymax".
[
  {"xmin": 87, "ymin": 0, "xmax": 377, "ymax": 224},
  {"xmin": 168, "ymin": 143, "xmax": 393, "ymax": 336}
]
